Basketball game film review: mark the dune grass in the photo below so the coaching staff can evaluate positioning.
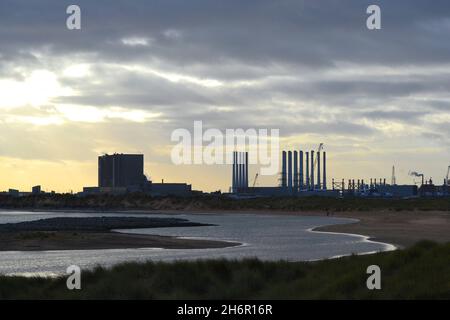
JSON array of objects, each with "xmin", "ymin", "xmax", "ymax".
[
  {"xmin": 0, "ymin": 240, "xmax": 449, "ymax": 299},
  {"xmin": 1, "ymin": 193, "xmax": 450, "ymax": 212}
]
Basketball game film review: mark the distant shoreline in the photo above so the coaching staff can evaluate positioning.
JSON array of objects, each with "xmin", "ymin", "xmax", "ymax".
[{"xmin": 1, "ymin": 193, "xmax": 450, "ymax": 213}]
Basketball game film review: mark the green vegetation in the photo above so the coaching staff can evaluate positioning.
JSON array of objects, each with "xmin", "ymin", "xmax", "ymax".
[
  {"xmin": 1, "ymin": 193, "xmax": 450, "ymax": 212},
  {"xmin": 1, "ymin": 241, "xmax": 449, "ymax": 299}
]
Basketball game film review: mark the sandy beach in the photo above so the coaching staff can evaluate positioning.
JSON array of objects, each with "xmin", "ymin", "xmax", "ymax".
[
  {"xmin": 0, "ymin": 231, "xmax": 239, "ymax": 251},
  {"xmin": 124, "ymin": 209, "xmax": 450, "ymax": 248},
  {"xmin": 312, "ymin": 210, "xmax": 450, "ymax": 248}
]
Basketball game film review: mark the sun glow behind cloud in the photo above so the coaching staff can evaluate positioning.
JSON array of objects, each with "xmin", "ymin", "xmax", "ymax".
[
  {"xmin": 0, "ymin": 64, "xmax": 162, "ymax": 126},
  {"xmin": 1, "ymin": 1, "xmax": 450, "ymax": 193},
  {"xmin": 62, "ymin": 64, "xmax": 91, "ymax": 78},
  {"xmin": 0, "ymin": 70, "xmax": 73, "ymax": 109},
  {"xmin": 55, "ymin": 104, "xmax": 161, "ymax": 123}
]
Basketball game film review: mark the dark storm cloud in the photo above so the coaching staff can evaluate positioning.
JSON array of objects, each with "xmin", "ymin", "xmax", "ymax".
[
  {"xmin": 1, "ymin": 0, "xmax": 450, "ymax": 69},
  {"xmin": 426, "ymin": 100, "xmax": 450, "ymax": 111},
  {"xmin": 279, "ymin": 120, "xmax": 377, "ymax": 137}
]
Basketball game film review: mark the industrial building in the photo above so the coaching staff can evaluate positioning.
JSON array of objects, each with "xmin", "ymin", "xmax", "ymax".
[
  {"xmin": 330, "ymin": 178, "xmax": 419, "ymax": 198},
  {"xmin": 98, "ymin": 153, "xmax": 147, "ymax": 189},
  {"xmin": 418, "ymin": 180, "xmax": 450, "ymax": 197},
  {"xmin": 0, "ymin": 185, "xmax": 53, "ymax": 197},
  {"xmin": 32, "ymin": 185, "xmax": 42, "ymax": 195},
  {"xmin": 82, "ymin": 153, "xmax": 192, "ymax": 197},
  {"xmin": 231, "ymin": 148, "xmax": 336, "ymax": 197},
  {"xmin": 151, "ymin": 182, "xmax": 192, "ymax": 197},
  {"xmin": 7, "ymin": 189, "xmax": 19, "ymax": 197},
  {"xmin": 232, "ymin": 151, "xmax": 249, "ymax": 193},
  {"xmin": 376, "ymin": 184, "xmax": 418, "ymax": 198},
  {"xmin": 82, "ymin": 186, "xmax": 128, "ymax": 195},
  {"xmin": 280, "ymin": 149, "xmax": 327, "ymax": 192},
  {"xmin": 228, "ymin": 148, "xmax": 434, "ymax": 199}
]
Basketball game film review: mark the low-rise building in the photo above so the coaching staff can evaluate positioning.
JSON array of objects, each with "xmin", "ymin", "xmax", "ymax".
[
  {"xmin": 376, "ymin": 185, "xmax": 418, "ymax": 198},
  {"xmin": 32, "ymin": 185, "xmax": 41, "ymax": 194},
  {"xmin": 150, "ymin": 183, "xmax": 192, "ymax": 197}
]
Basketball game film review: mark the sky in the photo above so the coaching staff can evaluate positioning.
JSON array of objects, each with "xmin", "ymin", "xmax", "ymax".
[{"xmin": 1, "ymin": 0, "xmax": 450, "ymax": 192}]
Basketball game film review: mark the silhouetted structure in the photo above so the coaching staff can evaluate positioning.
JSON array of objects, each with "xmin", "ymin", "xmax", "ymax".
[
  {"xmin": 232, "ymin": 151, "xmax": 248, "ymax": 193},
  {"xmin": 80, "ymin": 153, "xmax": 192, "ymax": 196},
  {"xmin": 32, "ymin": 185, "xmax": 41, "ymax": 194},
  {"xmin": 151, "ymin": 182, "xmax": 192, "ymax": 196},
  {"xmin": 98, "ymin": 154, "xmax": 147, "ymax": 189}
]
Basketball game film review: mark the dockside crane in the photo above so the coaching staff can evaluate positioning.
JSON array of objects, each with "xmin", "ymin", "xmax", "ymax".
[
  {"xmin": 312, "ymin": 143, "xmax": 324, "ymax": 188},
  {"xmin": 252, "ymin": 173, "xmax": 259, "ymax": 187},
  {"xmin": 446, "ymin": 166, "xmax": 450, "ymax": 185}
]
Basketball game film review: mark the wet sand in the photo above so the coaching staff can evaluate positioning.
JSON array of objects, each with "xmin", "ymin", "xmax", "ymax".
[
  {"xmin": 0, "ymin": 216, "xmax": 239, "ymax": 251},
  {"xmin": 0, "ymin": 231, "xmax": 239, "ymax": 251}
]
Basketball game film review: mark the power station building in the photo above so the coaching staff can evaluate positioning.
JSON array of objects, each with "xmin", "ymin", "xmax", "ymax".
[
  {"xmin": 82, "ymin": 153, "xmax": 192, "ymax": 196},
  {"xmin": 98, "ymin": 153, "xmax": 147, "ymax": 189}
]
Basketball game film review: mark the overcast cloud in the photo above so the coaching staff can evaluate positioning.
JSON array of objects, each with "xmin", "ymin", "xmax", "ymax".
[{"xmin": 0, "ymin": 0, "xmax": 449, "ymax": 191}]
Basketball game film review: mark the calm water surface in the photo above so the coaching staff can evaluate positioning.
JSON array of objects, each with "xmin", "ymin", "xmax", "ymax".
[{"xmin": 0, "ymin": 211, "xmax": 395, "ymax": 276}]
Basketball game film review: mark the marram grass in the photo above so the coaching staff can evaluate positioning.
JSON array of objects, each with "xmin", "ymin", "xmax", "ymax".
[{"xmin": 0, "ymin": 241, "xmax": 449, "ymax": 299}]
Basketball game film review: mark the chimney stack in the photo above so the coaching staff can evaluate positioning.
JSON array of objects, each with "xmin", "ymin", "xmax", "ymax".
[
  {"xmin": 305, "ymin": 152, "xmax": 310, "ymax": 190},
  {"xmin": 288, "ymin": 151, "xmax": 293, "ymax": 190},
  {"xmin": 317, "ymin": 151, "xmax": 321, "ymax": 190},
  {"xmin": 322, "ymin": 151, "xmax": 327, "ymax": 190},
  {"xmin": 239, "ymin": 153, "xmax": 243, "ymax": 190},
  {"xmin": 281, "ymin": 151, "xmax": 287, "ymax": 188},
  {"xmin": 232, "ymin": 151, "xmax": 236, "ymax": 192},
  {"xmin": 293, "ymin": 151, "xmax": 298, "ymax": 192},
  {"xmin": 299, "ymin": 151, "xmax": 304, "ymax": 190},
  {"xmin": 244, "ymin": 152, "xmax": 248, "ymax": 189},
  {"xmin": 310, "ymin": 150, "xmax": 315, "ymax": 190}
]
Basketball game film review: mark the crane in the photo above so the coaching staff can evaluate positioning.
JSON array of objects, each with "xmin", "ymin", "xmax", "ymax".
[
  {"xmin": 252, "ymin": 173, "xmax": 259, "ymax": 187},
  {"xmin": 312, "ymin": 143, "xmax": 324, "ymax": 188},
  {"xmin": 446, "ymin": 166, "xmax": 450, "ymax": 185},
  {"xmin": 391, "ymin": 165, "xmax": 396, "ymax": 185}
]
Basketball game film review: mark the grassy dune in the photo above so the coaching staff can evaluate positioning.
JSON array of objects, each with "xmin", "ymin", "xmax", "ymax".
[
  {"xmin": 1, "ymin": 241, "xmax": 449, "ymax": 299},
  {"xmin": 1, "ymin": 193, "xmax": 450, "ymax": 212}
]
